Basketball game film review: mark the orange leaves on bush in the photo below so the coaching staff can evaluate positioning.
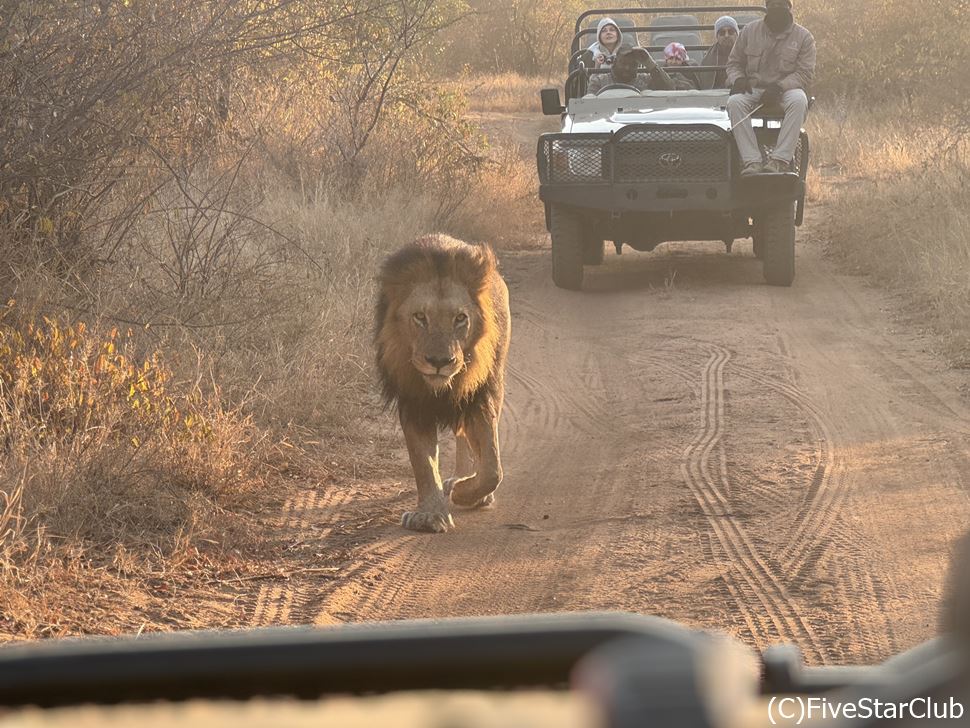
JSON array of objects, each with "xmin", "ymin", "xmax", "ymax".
[{"xmin": 0, "ymin": 310, "xmax": 212, "ymax": 452}]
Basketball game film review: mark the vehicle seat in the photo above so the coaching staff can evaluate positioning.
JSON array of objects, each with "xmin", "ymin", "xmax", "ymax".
[
  {"xmin": 648, "ymin": 14, "xmax": 699, "ymax": 38},
  {"xmin": 648, "ymin": 31, "xmax": 702, "ymax": 62}
]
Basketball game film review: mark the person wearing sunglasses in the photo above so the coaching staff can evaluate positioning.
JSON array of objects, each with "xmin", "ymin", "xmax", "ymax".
[{"xmin": 701, "ymin": 16, "xmax": 739, "ymax": 89}]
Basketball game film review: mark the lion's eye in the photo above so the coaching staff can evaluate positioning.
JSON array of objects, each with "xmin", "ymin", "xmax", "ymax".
[
  {"xmin": 455, "ymin": 312, "xmax": 468, "ymax": 326},
  {"xmin": 412, "ymin": 312, "xmax": 427, "ymax": 326}
]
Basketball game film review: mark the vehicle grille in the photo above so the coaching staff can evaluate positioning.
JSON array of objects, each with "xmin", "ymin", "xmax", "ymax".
[{"xmin": 613, "ymin": 128, "xmax": 730, "ymax": 183}]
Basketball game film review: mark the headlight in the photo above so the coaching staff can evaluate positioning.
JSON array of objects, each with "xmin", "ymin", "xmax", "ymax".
[{"xmin": 548, "ymin": 139, "xmax": 606, "ymax": 182}]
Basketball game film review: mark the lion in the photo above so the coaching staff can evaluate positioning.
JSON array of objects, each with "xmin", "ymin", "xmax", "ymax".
[{"xmin": 375, "ymin": 234, "xmax": 511, "ymax": 533}]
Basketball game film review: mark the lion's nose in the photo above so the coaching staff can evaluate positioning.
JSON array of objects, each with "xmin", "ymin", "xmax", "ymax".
[{"xmin": 426, "ymin": 355, "xmax": 457, "ymax": 371}]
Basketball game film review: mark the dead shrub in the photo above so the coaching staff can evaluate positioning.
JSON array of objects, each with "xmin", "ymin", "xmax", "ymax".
[{"xmin": 0, "ymin": 309, "xmax": 261, "ymax": 549}]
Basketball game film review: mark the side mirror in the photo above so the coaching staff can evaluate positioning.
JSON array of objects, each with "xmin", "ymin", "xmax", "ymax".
[{"xmin": 540, "ymin": 87, "xmax": 565, "ymax": 116}]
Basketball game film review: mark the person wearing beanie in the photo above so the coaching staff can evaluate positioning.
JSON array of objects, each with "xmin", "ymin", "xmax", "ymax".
[
  {"xmin": 701, "ymin": 16, "xmax": 739, "ymax": 88},
  {"xmin": 661, "ymin": 42, "xmax": 700, "ymax": 90},
  {"xmin": 587, "ymin": 18, "xmax": 624, "ymax": 68},
  {"xmin": 725, "ymin": 0, "xmax": 816, "ymax": 174},
  {"xmin": 714, "ymin": 15, "xmax": 740, "ymax": 37}
]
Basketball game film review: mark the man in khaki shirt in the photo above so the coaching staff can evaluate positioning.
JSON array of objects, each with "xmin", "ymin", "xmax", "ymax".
[{"xmin": 725, "ymin": 0, "xmax": 816, "ymax": 175}]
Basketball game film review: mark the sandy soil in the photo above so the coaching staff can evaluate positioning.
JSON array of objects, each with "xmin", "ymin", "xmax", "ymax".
[{"xmin": 203, "ymin": 112, "xmax": 970, "ymax": 667}]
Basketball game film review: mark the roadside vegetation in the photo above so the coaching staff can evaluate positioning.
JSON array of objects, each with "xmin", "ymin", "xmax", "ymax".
[{"xmin": 0, "ymin": 0, "xmax": 967, "ymax": 637}]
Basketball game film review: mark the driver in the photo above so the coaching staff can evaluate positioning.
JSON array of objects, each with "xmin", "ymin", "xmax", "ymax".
[{"xmin": 586, "ymin": 47, "xmax": 683, "ymax": 94}]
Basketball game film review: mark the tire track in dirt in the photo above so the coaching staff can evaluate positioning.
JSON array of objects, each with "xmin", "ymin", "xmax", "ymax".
[
  {"xmin": 276, "ymin": 240, "xmax": 958, "ymax": 664},
  {"xmin": 249, "ymin": 486, "xmax": 354, "ymax": 627},
  {"xmin": 680, "ymin": 344, "xmax": 825, "ymax": 660},
  {"xmin": 727, "ymin": 354, "xmax": 895, "ymax": 659},
  {"xmin": 726, "ymin": 366, "xmax": 846, "ymax": 573},
  {"xmin": 638, "ymin": 336, "xmax": 891, "ymax": 660}
]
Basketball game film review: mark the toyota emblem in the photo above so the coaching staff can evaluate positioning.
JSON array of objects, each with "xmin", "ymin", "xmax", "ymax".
[{"xmin": 659, "ymin": 152, "xmax": 683, "ymax": 169}]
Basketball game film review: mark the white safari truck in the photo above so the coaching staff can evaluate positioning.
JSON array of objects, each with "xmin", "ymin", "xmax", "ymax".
[{"xmin": 537, "ymin": 6, "xmax": 810, "ymax": 290}]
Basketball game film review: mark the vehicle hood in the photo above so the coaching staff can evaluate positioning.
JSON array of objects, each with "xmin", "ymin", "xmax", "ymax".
[{"xmin": 564, "ymin": 106, "xmax": 731, "ymax": 134}]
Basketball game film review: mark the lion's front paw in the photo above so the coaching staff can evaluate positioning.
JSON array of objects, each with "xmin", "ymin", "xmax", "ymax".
[{"xmin": 401, "ymin": 509, "xmax": 455, "ymax": 533}]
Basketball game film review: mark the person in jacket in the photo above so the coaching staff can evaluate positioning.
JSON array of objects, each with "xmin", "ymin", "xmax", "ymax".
[
  {"xmin": 661, "ymin": 42, "xmax": 700, "ymax": 90},
  {"xmin": 587, "ymin": 18, "xmax": 624, "ymax": 69},
  {"xmin": 700, "ymin": 15, "xmax": 739, "ymax": 88},
  {"xmin": 725, "ymin": 0, "xmax": 816, "ymax": 175},
  {"xmin": 586, "ymin": 47, "xmax": 688, "ymax": 94}
]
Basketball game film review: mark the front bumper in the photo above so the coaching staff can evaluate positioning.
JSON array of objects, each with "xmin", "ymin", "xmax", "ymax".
[{"xmin": 537, "ymin": 124, "xmax": 807, "ymax": 214}]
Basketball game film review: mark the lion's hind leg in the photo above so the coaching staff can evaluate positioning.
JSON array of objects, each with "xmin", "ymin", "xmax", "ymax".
[
  {"xmin": 443, "ymin": 429, "xmax": 491, "ymax": 506},
  {"xmin": 449, "ymin": 405, "xmax": 502, "ymax": 509}
]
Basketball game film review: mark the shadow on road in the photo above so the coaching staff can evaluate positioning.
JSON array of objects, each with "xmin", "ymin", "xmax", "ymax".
[{"xmin": 581, "ymin": 243, "xmax": 767, "ymax": 294}]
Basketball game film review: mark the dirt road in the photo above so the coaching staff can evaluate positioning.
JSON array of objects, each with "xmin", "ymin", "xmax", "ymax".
[
  {"xmin": 237, "ymin": 232, "xmax": 970, "ymax": 666},
  {"xmin": 230, "ymin": 113, "xmax": 970, "ymax": 666}
]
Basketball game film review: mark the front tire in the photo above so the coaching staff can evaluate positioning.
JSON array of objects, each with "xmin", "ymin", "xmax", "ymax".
[
  {"xmin": 551, "ymin": 205, "xmax": 584, "ymax": 290},
  {"xmin": 760, "ymin": 201, "xmax": 796, "ymax": 286}
]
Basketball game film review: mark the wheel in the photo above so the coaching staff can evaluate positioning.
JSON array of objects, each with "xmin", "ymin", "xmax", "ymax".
[
  {"xmin": 582, "ymin": 224, "xmax": 605, "ymax": 266},
  {"xmin": 760, "ymin": 201, "xmax": 795, "ymax": 286},
  {"xmin": 551, "ymin": 205, "xmax": 584, "ymax": 290}
]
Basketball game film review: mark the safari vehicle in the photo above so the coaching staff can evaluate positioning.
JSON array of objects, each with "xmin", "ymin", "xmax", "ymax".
[{"xmin": 537, "ymin": 6, "xmax": 810, "ymax": 290}]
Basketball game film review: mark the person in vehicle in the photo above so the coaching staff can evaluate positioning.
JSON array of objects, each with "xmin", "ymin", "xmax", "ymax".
[
  {"xmin": 661, "ymin": 42, "xmax": 700, "ymax": 90},
  {"xmin": 586, "ymin": 47, "xmax": 684, "ymax": 94},
  {"xmin": 701, "ymin": 16, "xmax": 739, "ymax": 88},
  {"xmin": 725, "ymin": 0, "xmax": 816, "ymax": 175},
  {"xmin": 587, "ymin": 18, "xmax": 624, "ymax": 69}
]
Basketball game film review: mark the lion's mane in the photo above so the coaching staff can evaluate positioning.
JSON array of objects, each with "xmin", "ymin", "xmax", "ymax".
[{"xmin": 374, "ymin": 234, "xmax": 509, "ymax": 432}]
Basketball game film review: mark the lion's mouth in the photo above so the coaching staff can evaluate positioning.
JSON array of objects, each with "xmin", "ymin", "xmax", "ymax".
[{"xmin": 422, "ymin": 372, "xmax": 455, "ymax": 389}]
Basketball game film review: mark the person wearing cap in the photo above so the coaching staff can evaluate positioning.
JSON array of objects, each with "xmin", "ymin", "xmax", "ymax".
[
  {"xmin": 701, "ymin": 16, "xmax": 739, "ymax": 89},
  {"xmin": 587, "ymin": 18, "xmax": 625, "ymax": 68},
  {"xmin": 725, "ymin": 0, "xmax": 816, "ymax": 175},
  {"xmin": 661, "ymin": 42, "xmax": 700, "ymax": 90}
]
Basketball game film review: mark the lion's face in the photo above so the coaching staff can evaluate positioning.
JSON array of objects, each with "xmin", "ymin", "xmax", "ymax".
[
  {"xmin": 376, "ymin": 234, "xmax": 508, "ymax": 409},
  {"xmin": 399, "ymin": 279, "xmax": 475, "ymax": 392}
]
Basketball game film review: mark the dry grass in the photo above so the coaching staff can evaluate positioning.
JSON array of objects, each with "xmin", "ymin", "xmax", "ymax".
[
  {"xmin": 808, "ymin": 104, "xmax": 970, "ymax": 363},
  {"xmin": 446, "ymin": 143, "xmax": 547, "ymax": 249},
  {"xmin": 0, "ymin": 311, "xmax": 271, "ymax": 637},
  {"xmin": 453, "ymin": 73, "xmax": 554, "ymax": 114}
]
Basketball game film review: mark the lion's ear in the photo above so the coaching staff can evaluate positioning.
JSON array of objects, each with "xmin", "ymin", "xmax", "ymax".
[{"xmin": 455, "ymin": 243, "xmax": 497, "ymax": 292}]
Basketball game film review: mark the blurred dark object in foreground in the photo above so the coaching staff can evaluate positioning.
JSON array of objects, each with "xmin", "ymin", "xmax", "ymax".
[{"xmin": 1, "ymin": 531, "xmax": 968, "ymax": 727}]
